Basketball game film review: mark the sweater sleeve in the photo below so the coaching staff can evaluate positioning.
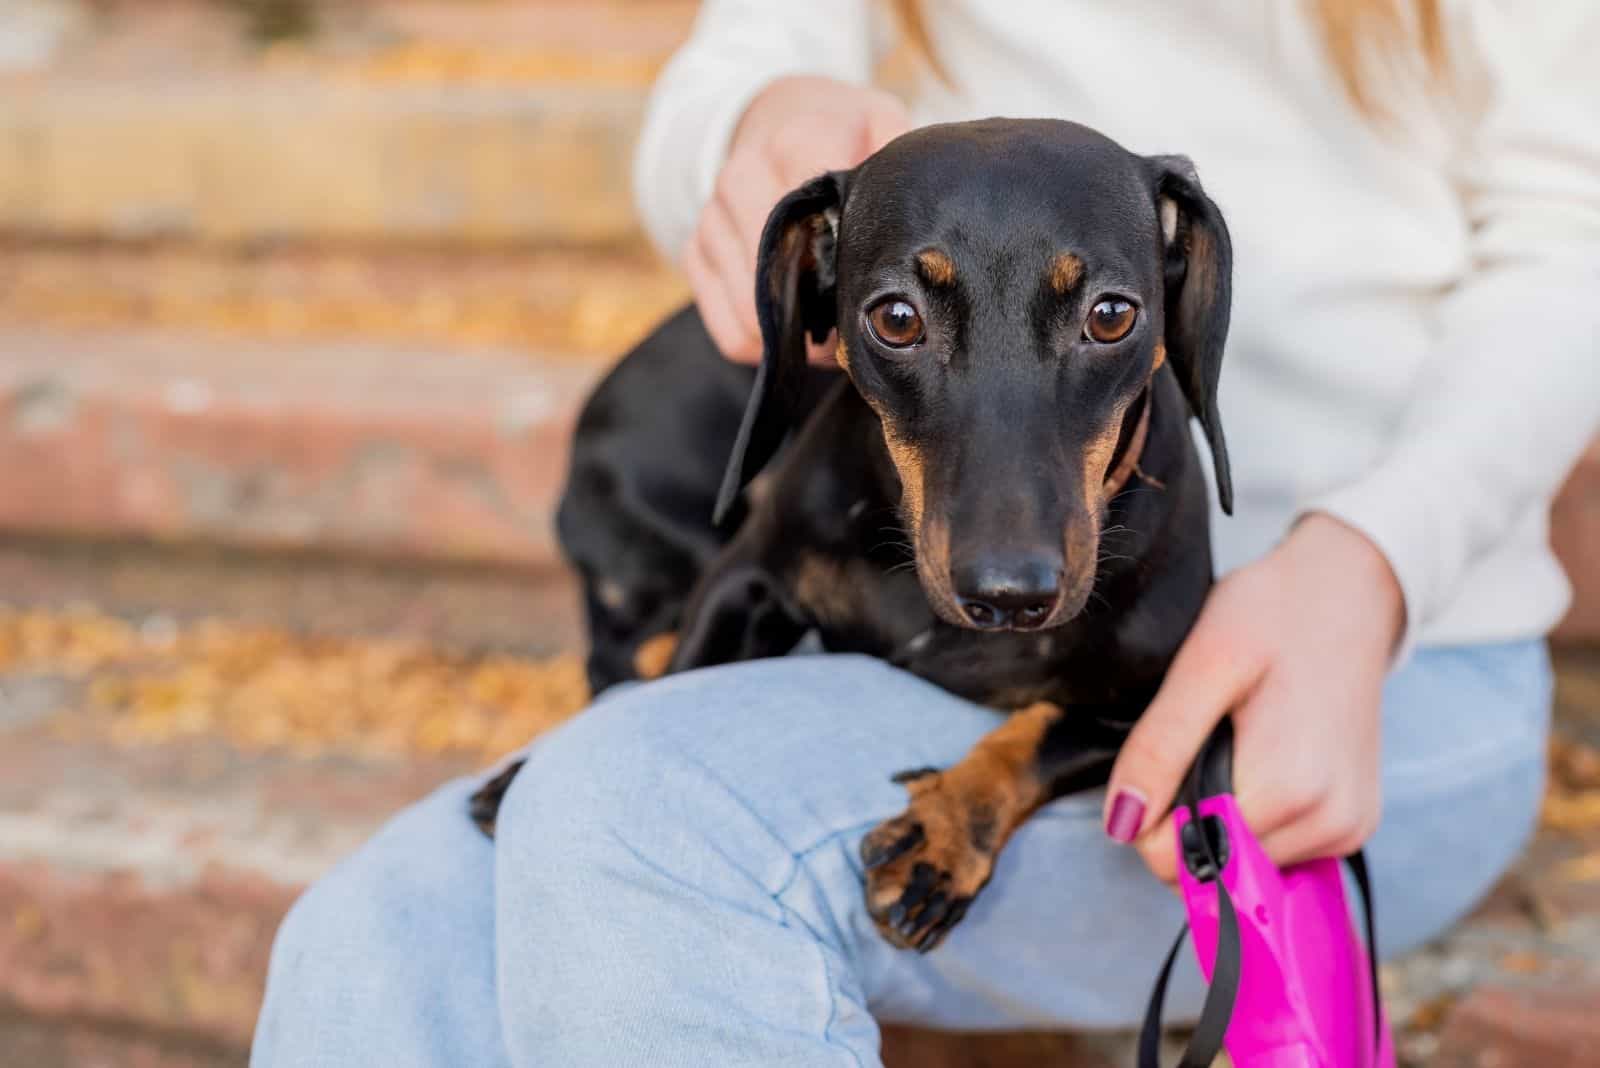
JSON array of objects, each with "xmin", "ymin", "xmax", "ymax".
[
  {"xmin": 1303, "ymin": 2, "xmax": 1600, "ymax": 654},
  {"xmin": 631, "ymin": 0, "xmax": 879, "ymax": 262}
]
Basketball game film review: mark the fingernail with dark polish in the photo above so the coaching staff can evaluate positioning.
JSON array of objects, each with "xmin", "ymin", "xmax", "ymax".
[{"xmin": 1105, "ymin": 788, "xmax": 1147, "ymax": 844}]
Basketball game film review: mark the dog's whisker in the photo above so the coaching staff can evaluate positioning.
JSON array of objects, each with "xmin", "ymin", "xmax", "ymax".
[{"xmin": 872, "ymin": 540, "xmax": 916, "ymax": 558}]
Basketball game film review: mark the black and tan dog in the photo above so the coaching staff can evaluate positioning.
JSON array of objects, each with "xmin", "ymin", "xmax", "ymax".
[{"xmin": 473, "ymin": 118, "xmax": 1233, "ymax": 952}]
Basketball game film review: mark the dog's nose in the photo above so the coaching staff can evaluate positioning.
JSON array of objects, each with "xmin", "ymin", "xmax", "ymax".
[{"xmin": 952, "ymin": 554, "xmax": 1063, "ymax": 630}]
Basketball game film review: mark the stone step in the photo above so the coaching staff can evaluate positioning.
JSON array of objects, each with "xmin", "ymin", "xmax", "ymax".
[
  {"xmin": 0, "ymin": 75, "xmax": 646, "ymax": 245},
  {"xmin": 0, "ymin": 325, "xmax": 602, "ymax": 568},
  {"xmin": 0, "ymin": 238, "xmax": 687, "ymax": 362},
  {"xmin": 0, "ymin": 535, "xmax": 584, "ymax": 655},
  {"xmin": 0, "ymin": 598, "xmax": 584, "ymax": 1049},
  {"xmin": 0, "ymin": 684, "xmax": 486, "ymax": 1051},
  {"xmin": 0, "ymin": 1010, "xmax": 243, "ymax": 1068},
  {"xmin": 1, "ymin": 0, "xmax": 698, "ymax": 245}
]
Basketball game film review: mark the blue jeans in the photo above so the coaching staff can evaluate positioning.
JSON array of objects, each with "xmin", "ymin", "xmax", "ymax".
[{"xmin": 253, "ymin": 643, "xmax": 1550, "ymax": 1067}]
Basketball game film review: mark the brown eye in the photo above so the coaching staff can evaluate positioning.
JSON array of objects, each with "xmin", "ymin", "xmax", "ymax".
[
  {"xmin": 1085, "ymin": 298, "xmax": 1137, "ymax": 343},
  {"xmin": 867, "ymin": 299, "xmax": 925, "ymax": 348}
]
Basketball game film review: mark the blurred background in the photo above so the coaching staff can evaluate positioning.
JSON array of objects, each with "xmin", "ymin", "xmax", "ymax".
[{"xmin": 0, "ymin": 2, "xmax": 1596, "ymax": 1065}]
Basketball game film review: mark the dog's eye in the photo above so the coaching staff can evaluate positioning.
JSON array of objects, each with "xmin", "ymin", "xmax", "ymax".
[
  {"xmin": 1085, "ymin": 299, "xmax": 1137, "ymax": 344},
  {"xmin": 866, "ymin": 299, "xmax": 925, "ymax": 348}
]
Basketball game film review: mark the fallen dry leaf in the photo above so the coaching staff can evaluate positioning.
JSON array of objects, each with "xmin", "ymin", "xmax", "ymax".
[
  {"xmin": 1541, "ymin": 789, "xmax": 1600, "ymax": 833},
  {"xmin": 1, "ymin": 607, "xmax": 586, "ymax": 760},
  {"xmin": 1498, "ymin": 950, "xmax": 1545, "ymax": 975},
  {"xmin": 1556, "ymin": 851, "xmax": 1600, "ymax": 884},
  {"xmin": 1551, "ymin": 735, "xmax": 1600, "ymax": 792}
]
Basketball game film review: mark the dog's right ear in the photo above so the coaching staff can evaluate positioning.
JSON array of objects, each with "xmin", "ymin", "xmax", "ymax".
[
  {"xmin": 713, "ymin": 171, "xmax": 848, "ymax": 525},
  {"xmin": 1148, "ymin": 154, "xmax": 1234, "ymax": 516}
]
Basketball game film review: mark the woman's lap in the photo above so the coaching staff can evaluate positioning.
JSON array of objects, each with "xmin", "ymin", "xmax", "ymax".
[
  {"xmin": 253, "ymin": 642, "xmax": 1549, "ymax": 1066},
  {"xmin": 254, "ymin": 777, "xmax": 513, "ymax": 1067}
]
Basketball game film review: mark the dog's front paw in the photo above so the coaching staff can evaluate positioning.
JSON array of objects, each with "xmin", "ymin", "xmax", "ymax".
[{"xmin": 860, "ymin": 768, "xmax": 996, "ymax": 952}]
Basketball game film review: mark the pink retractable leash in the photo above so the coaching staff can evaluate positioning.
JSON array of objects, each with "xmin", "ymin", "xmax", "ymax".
[{"xmin": 1138, "ymin": 722, "xmax": 1396, "ymax": 1068}]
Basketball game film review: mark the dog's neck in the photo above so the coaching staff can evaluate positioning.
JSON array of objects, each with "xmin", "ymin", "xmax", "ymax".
[{"xmin": 1101, "ymin": 388, "xmax": 1152, "ymax": 502}]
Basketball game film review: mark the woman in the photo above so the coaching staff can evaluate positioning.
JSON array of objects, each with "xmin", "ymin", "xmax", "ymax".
[{"xmin": 253, "ymin": 3, "xmax": 1599, "ymax": 1064}]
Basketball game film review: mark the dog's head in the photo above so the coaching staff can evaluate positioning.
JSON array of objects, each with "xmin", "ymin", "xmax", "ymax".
[{"xmin": 716, "ymin": 118, "xmax": 1232, "ymax": 632}]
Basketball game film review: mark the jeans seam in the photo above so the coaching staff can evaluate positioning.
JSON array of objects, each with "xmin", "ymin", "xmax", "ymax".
[
  {"xmin": 668, "ymin": 741, "xmax": 809, "ymax": 879},
  {"xmin": 775, "ymin": 823, "xmax": 890, "ymax": 1068},
  {"xmin": 806, "ymin": 911, "xmax": 866, "ymax": 1068},
  {"xmin": 655, "ymin": 738, "xmax": 875, "ymax": 1066}
]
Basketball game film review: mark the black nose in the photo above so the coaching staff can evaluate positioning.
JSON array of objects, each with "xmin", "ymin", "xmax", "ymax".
[{"xmin": 952, "ymin": 554, "xmax": 1063, "ymax": 630}]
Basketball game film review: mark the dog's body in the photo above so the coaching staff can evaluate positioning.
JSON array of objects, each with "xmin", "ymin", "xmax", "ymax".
[{"xmin": 475, "ymin": 118, "xmax": 1234, "ymax": 951}]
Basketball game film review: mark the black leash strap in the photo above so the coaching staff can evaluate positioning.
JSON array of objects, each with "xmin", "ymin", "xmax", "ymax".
[
  {"xmin": 1136, "ymin": 724, "xmax": 1383, "ymax": 1066},
  {"xmin": 1347, "ymin": 849, "xmax": 1384, "ymax": 1050},
  {"xmin": 1136, "ymin": 764, "xmax": 1239, "ymax": 1068}
]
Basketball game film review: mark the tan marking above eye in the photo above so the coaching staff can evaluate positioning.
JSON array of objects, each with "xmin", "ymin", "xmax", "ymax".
[
  {"xmin": 916, "ymin": 249, "xmax": 957, "ymax": 287},
  {"xmin": 867, "ymin": 298, "xmax": 925, "ymax": 348},
  {"xmin": 1048, "ymin": 253, "xmax": 1085, "ymax": 295},
  {"xmin": 1085, "ymin": 298, "xmax": 1137, "ymax": 343}
]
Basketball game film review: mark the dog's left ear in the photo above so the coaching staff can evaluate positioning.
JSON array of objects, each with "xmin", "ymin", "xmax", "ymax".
[
  {"xmin": 713, "ymin": 171, "xmax": 848, "ymax": 525},
  {"xmin": 1148, "ymin": 154, "xmax": 1234, "ymax": 515}
]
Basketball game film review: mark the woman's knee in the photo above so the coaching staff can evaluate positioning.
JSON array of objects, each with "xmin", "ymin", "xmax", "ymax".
[
  {"xmin": 1371, "ymin": 642, "xmax": 1552, "ymax": 956},
  {"xmin": 497, "ymin": 655, "xmax": 992, "ymax": 867},
  {"xmin": 256, "ymin": 780, "xmax": 501, "ymax": 1063},
  {"xmin": 1371, "ymin": 752, "xmax": 1546, "ymax": 958},
  {"xmin": 494, "ymin": 669, "xmax": 812, "ymax": 896}
]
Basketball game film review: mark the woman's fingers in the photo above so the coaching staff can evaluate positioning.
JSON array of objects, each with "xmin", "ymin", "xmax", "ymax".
[
  {"xmin": 1255, "ymin": 778, "xmax": 1382, "ymax": 868},
  {"xmin": 684, "ymin": 230, "xmax": 759, "ymax": 364},
  {"xmin": 685, "ymin": 78, "xmax": 912, "ymax": 366},
  {"xmin": 1134, "ymin": 812, "xmax": 1180, "ymax": 885},
  {"xmin": 1103, "ymin": 583, "xmax": 1269, "ymax": 844},
  {"xmin": 859, "ymin": 91, "xmax": 912, "ymax": 156},
  {"xmin": 714, "ymin": 149, "xmax": 787, "ymax": 287},
  {"xmin": 705, "ymin": 194, "xmax": 764, "ymax": 350}
]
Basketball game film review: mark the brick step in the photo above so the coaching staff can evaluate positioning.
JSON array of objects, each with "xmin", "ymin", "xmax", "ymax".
[
  {"xmin": 0, "ymin": 238, "xmax": 687, "ymax": 362},
  {"xmin": 0, "ymin": 715, "xmax": 483, "ymax": 1048},
  {"xmin": 0, "ymin": 535, "xmax": 583, "ymax": 655},
  {"xmin": 0, "ymin": 598, "xmax": 584, "ymax": 1048},
  {"xmin": 0, "ymin": 1010, "xmax": 243, "ymax": 1068},
  {"xmin": 1, "ymin": 1, "xmax": 699, "ymax": 245},
  {"xmin": 0, "ymin": 325, "xmax": 602, "ymax": 567}
]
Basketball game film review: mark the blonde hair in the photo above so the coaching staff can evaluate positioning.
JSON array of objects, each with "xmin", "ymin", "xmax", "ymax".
[{"xmin": 890, "ymin": 0, "xmax": 1451, "ymax": 119}]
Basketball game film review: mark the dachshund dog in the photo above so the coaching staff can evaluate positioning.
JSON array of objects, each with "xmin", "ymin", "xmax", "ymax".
[{"xmin": 473, "ymin": 118, "xmax": 1233, "ymax": 952}]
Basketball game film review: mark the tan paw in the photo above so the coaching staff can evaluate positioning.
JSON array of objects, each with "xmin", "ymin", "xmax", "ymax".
[{"xmin": 859, "ymin": 768, "xmax": 997, "ymax": 952}]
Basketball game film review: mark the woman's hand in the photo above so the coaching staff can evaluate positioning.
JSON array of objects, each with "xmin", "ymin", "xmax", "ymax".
[
  {"xmin": 1103, "ymin": 513, "xmax": 1406, "ymax": 882},
  {"xmin": 684, "ymin": 76, "xmax": 910, "ymax": 364}
]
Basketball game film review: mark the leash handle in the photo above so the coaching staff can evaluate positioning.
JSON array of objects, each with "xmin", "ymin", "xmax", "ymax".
[
  {"xmin": 1136, "ymin": 722, "xmax": 1385, "ymax": 1068},
  {"xmin": 1137, "ymin": 726, "xmax": 1238, "ymax": 1068}
]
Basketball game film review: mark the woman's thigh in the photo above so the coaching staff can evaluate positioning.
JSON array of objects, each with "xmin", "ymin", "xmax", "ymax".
[
  {"xmin": 258, "ymin": 640, "xmax": 1550, "ymax": 1064},
  {"xmin": 253, "ymin": 778, "xmax": 511, "ymax": 1068},
  {"xmin": 493, "ymin": 641, "xmax": 1549, "ymax": 1034}
]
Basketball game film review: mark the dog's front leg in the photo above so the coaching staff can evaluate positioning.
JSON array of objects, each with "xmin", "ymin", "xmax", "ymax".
[{"xmin": 860, "ymin": 704, "xmax": 1125, "ymax": 951}]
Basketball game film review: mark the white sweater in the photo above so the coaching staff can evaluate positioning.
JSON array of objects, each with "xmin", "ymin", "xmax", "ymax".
[{"xmin": 634, "ymin": 1, "xmax": 1600, "ymax": 650}]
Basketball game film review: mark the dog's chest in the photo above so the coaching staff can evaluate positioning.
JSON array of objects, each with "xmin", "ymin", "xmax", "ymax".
[{"xmin": 878, "ymin": 623, "xmax": 1077, "ymax": 708}]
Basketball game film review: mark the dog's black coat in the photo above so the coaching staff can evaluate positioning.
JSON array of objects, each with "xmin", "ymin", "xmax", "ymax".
[{"xmin": 476, "ymin": 118, "xmax": 1234, "ymax": 950}]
